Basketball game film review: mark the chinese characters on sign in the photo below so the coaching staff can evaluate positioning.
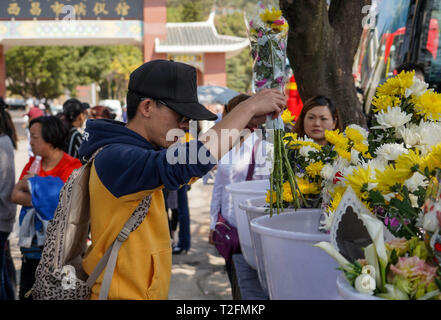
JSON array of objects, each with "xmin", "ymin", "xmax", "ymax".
[{"xmin": 1, "ymin": 1, "xmax": 142, "ymax": 20}]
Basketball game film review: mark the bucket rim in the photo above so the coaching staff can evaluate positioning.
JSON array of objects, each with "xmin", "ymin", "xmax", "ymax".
[{"xmin": 250, "ymin": 211, "xmax": 329, "ymax": 241}]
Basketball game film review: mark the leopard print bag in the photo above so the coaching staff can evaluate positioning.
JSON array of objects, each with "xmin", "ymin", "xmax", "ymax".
[{"xmin": 30, "ymin": 148, "xmax": 151, "ymax": 300}]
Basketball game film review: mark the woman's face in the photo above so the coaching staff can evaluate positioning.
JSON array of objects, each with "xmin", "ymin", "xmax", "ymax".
[
  {"xmin": 303, "ymin": 105, "xmax": 337, "ymax": 144},
  {"xmin": 29, "ymin": 123, "xmax": 52, "ymax": 157}
]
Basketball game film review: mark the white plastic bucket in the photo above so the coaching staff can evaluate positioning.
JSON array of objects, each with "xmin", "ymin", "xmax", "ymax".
[
  {"xmin": 336, "ymin": 273, "xmax": 382, "ymax": 300},
  {"xmin": 238, "ymin": 197, "xmax": 279, "ymax": 296},
  {"xmin": 225, "ymin": 180, "xmax": 269, "ymax": 269},
  {"xmin": 250, "ymin": 210, "xmax": 341, "ymax": 299}
]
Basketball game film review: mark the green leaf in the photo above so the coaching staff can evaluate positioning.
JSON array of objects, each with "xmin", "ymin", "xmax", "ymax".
[
  {"xmin": 435, "ymin": 278, "xmax": 441, "ymax": 291},
  {"xmin": 390, "ymin": 249, "xmax": 398, "ymax": 265}
]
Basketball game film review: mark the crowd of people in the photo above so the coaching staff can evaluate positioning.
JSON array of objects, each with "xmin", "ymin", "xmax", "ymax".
[
  {"xmin": 0, "ymin": 59, "xmax": 426, "ymax": 300},
  {"xmin": 0, "ymin": 97, "xmax": 122, "ymax": 299}
]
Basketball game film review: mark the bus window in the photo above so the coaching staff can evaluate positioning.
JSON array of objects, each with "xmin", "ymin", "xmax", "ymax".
[
  {"xmin": 354, "ymin": 0, "xmax": 411, "ymax": 113},
  {"xmin": 424, "ymin": 1, "xmax": 441, "ymax": 91}
]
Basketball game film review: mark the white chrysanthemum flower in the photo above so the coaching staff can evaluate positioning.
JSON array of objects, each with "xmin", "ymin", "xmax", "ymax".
[
  {"xmin": 367, "ymin": 157, "xmax": 388, "ymax": 172},
  {"xmin": 405, "ymin": 77, "xmax": 429, "ymax": 98},
  {"xmin": 416, "ymin": 212, "xmax": 424, "ymax": 228},
  {"xmin": 320, "ymin": 163, "xmax": 334, "ymax": 180},
  {"xmin": 341, "ymin": 165, "xmax": 356, "ymax": 180},
  {"xmin": 372, "ymin": 106, "xmax": 412, "ymax": 130},
  {"xmin": 404, "ymin": 172, "xmax": 428, "ymax": 192},
  {"xmin": 419, "ymin": 122, "xmax": 441, "ymax": 153},
  {"xmin": 350, "ymin": 149, "xmax": 360, "ymax": 165},
  {"xmin": 319, "ymin": 211, "xmax": 334, "ymax": 232},
  {"xmin": 423, "ymin": 207, "xmax": 440, "ymax": 233},
  {"xmin": 396, "ymin": 123, "xmax": 422, "ymax": 148},
  {"xmin": 383, "ymin": 193, "xmax": 396, "ymax": 202},
  {"xmin": 375, "ymin": 143, "xmax": 409, "ymax": 161},
  {"xmin": 299, "ymin": 145, "xmax": 316, "ymax": 159},
  {"xmin": 409, "ymin": 194, "xmax": 419, "ymax": 208},
  {"xmin": 295, "ymin": 172, "xmax": 305, "ymax": 178}
]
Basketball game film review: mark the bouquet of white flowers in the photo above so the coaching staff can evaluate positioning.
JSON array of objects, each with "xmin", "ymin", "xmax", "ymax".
[{"xmin": 247, "ymin": 3, "xmax": 306, "ymax": 215}]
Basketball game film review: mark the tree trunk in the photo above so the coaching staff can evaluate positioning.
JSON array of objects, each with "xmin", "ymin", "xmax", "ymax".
[{"xmin": 280, "ymin": 0, "xmax": 371, "ymax": 128}]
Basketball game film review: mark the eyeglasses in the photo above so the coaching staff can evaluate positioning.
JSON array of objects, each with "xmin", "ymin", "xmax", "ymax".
[{"xmin": 141, "ymin": 97, "xmax": 189, "ymax": 123}]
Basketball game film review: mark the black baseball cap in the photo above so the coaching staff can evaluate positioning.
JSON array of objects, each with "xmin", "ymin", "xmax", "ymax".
[{"xmin": 127, "ymin": 60, "xmax": 217, "ymax": 121}]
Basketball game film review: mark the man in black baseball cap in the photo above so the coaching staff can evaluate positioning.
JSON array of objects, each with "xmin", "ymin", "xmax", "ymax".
[
  {"xmin": 126, "ymin": 59, "xmax": 217, "ymax": 122},
  {"xmin": 78, "ymin": 59, "xmax": 285, "ymax": 300}
]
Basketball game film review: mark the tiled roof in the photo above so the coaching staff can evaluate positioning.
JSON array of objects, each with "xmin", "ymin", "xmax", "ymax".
[{"xmin": 155, "ymin": 12, "xmax": 249, "ymax": 55}]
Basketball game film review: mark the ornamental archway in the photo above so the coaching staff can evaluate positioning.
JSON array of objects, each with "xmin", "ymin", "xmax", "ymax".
[{"xmin": 0, "ymin": 0, "xmax": 249, "ymax": 98}]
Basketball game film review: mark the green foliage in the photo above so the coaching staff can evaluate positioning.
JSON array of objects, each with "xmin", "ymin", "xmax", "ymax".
[
  {"xmin": 339, "ymin": 260, "xmax": 363, "ymax": 287},
  {"xmin": 6, "ymin": 45, "xmax": 142, "ymax": 103},
  {"xmin": 98, "ymin": 45, "xmax": 143, "ymax": 102},
  {"xmin": 6, "ymin": 46, "xmax": 73, "ymax": 99},
  {"xmin": 167, "ymin": 0, "xmax": 213, "ymax": 22}
]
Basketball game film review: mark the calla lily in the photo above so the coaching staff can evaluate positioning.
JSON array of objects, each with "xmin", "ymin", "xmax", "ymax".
[
  {"xmin": 359, "ymin": 213, "xmax": 388, "ymax": 263},
  {"xmin": 364, "ymin": 244, "xmax": 381, "ymax": 286},
  {"xmin": 314, "ymin": 242, "xmax": 351, "ymax": 271},
  {"xmin": 359, "ymin": 213, "xmax": 389, "ymax": 291}
]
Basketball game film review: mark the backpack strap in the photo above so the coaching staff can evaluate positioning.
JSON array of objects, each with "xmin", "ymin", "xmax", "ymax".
[
  {"xmin": 86, "ymin": 194, "xmax": 152, "ymax": 300},
  {"xmin": 81, "ymin": 146, "xmax": 152, "ymax": 299}
]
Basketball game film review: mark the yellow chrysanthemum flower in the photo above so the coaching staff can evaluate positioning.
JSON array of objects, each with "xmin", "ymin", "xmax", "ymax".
[
  {"xmin": 394, "ymin": 149, "xmax": 424, "ymax": 181},
  {"xmin": 283, "ymin": 132, "xmax": 298, "ymax": 147},
  {"xmin": 325, "ymin": 129, "xmax": 349, "ymax": 148},
  {"xmin": 376, "ymin": 71, "xmax": 415, "ymax": 98},
  {"xmin": 259, "ymin": 7, "xmax": 283, "ymax": 23},
  {"xmin": 411, "ymin": 90, "xmax": 441, "ymax": 121},
  {"xmin": 282, "ymin": 181, "xmax": 294, "ymax": 202},
  {"xmin": 334, "ymin": 146, "xmax": 351, "ymax": 161},
  {"xmin": 424, "ymin": 143, "xmax": 441, "ymax": 172},
  {"xmin": 345, "ymin": 166, "xmax": 372, "ymax": 199},
  {"xmin": 287, "ymin": 137, "xmax": 322, "ymax": 151},
  {"xmin": 302, "ymin": 140, "xmax": 322, "ymax": 151},
  {"xmin": 306, "ymin": 161, "xmax": 324, "ymax": 178},
  {"xmin": 297, "ymin": 177, "xmax": 321, "ymax": 195},
  {"xmin": 265, "ymin": 189, "xmax": 277, "ymax": 204},
  {"xmin": 371, "ymin": 95, "xmax": 402, "ymax": 113},
  {"xmin": 345, "ymin": 127, "xmax": 365, "ymax": 143},
  {"xmin": 330, "ymin": 186, "xmax": 347, "ymax": 199},
  {"xmin": 375, "ymin": 165, "xmax": 402, "ymax": 194},
  {"xmin": 363, "ymin": 152, "xmax": 373, "ymax": 159},
  {"xmin": 353, "ymin": 142, "xmax": 369, "ymax": 154},
  {"xmin": 326, "ymin": 190, "xmax": 343, "ymax": 214},
  {"xmin": 281, "ymin": 108, "xmax": 296, "ymax": 124}
]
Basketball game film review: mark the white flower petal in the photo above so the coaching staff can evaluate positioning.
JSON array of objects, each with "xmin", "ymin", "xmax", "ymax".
[
  {"xmin": 374, "ymin": 106, "xmax": 412, "ymax": 130},
  {"xmin": 314, "ymin": 242, "xmax": 351, "ymax": 270}
]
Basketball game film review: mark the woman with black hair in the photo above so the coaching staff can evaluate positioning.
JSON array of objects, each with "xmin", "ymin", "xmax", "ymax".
[
  {"xmin": 62, "ymin": 98, "xmax": 87, "ymax": 159},
  {"xmin": 292, "ymin": 95, "xmax": 343, "ymax": 146},
  {"xmin": 11, "ymin": 116, "xmax": 81, "ymax": 299},
  {"xmin": 0, "ymin": 98, "xmax": 18, "ymax": 300}
]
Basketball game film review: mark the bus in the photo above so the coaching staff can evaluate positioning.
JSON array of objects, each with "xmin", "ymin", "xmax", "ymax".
[{"xmin": 354, "ymin": 0, "xmax": 441, "ymax": 114}]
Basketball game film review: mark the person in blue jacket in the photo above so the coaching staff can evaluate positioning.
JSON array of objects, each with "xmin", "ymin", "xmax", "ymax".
[{"xmin": 77, "ymin": 59, "xmax": 285, "ymax": 299}]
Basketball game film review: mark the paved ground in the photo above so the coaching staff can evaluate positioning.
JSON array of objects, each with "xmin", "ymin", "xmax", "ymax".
[{"xmin": 9, "ymin": 112, "xmax": 232, "ymax": 300}]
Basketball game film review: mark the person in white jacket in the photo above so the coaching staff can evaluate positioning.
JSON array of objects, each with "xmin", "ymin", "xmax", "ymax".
[{"xmin": 208, "ymin": 94, "xmax": 271, "ymax": 288}]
